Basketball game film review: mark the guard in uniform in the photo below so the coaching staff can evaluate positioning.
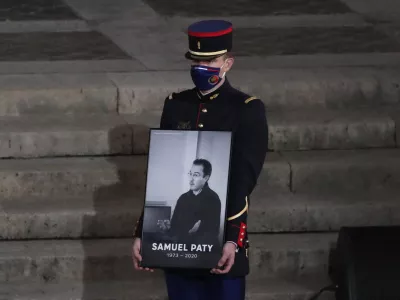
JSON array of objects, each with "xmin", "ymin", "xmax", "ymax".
[{"xmin": 132, "ymin": 20, "xmax": 269, "ymax": 300}]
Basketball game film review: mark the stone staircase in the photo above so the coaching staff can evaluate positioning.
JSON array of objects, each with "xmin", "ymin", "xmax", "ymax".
[{"xmin": 0, "ymin": 66, "xmax": 400, "ymax": 300}]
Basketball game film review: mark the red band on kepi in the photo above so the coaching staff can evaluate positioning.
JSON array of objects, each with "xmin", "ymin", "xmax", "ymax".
[{"xmin": 188, "ymin": 27, "xmax": 233, "ymax": 38}]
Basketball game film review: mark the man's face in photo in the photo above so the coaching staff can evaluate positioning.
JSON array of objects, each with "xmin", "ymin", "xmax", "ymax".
[{"xmin": 189, "ymin": 164, "xmax": 209, "ymax": 191}]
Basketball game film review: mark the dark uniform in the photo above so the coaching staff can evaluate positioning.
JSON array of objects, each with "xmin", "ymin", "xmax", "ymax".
[{"xmin": 133, "ymin": 19, "xmax": 268, "ymax": 300}]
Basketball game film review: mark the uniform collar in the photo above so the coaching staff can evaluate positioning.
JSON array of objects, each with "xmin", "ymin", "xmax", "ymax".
[{"xmin": 196, "ymin": 78, "xmax": 231, "ymax": 102}]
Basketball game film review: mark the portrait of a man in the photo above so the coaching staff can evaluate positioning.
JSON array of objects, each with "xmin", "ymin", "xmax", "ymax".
[
  {"xmin": 158, "ymin": 158, "xmax": 222, "ymax": 246},
  {"xmin": 138, "ymin": 129, "xmax": 232, "ymax": 269}
]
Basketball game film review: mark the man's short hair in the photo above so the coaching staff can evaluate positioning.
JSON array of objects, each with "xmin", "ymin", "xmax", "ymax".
[
  {"xmin": 193, "ymin": 158, "xmax": 212, "ymax": 178},
  {"xmin": 223, "ymin": 52, "xmax": 234, "ymax": 60}
]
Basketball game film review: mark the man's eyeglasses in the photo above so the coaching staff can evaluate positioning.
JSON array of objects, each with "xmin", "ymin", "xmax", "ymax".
[{"xmin": 188, "ymin": 172, "xmax": 201, "ymax": 178}]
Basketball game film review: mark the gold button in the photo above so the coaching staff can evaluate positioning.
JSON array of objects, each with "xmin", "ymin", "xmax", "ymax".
[
  {"xmin": 198, "ymin": 123, "xmax": 204, "ymax": 128},
  {"xmin": 202, "ymin": 108, "xmax": 207, "ymax": 113}
]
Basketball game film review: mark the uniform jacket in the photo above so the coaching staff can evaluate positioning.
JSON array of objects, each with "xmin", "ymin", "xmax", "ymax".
[{"xmin": 134, "ymin": 78, "xmax": 269, "ymax": 277}]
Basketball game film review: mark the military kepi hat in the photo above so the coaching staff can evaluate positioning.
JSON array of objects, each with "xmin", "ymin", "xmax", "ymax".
[{"xmin": 185, "ymin": 20, "xmax": 233, "ymax": 61}]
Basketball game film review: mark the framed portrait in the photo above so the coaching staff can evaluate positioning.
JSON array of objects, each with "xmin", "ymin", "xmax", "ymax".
[{"xmin": 140, "ymin": 129, "xmax": 233, "ymax": 269}]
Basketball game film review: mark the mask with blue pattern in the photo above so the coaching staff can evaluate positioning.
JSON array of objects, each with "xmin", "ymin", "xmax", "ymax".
[{"xmin": 190, "ymin": 61, "xmax": 227, "ymax": 91}]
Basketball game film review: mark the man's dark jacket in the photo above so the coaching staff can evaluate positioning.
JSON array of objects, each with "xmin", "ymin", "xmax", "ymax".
[{"xmin": 168, "ymin": 183, "xmax": 221, "ymax": 245}]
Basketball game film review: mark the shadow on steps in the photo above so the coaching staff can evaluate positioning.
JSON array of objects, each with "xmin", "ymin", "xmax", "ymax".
[{"xmin": 80, "ymin": 123, "xmax": 164, "ymax": 299}]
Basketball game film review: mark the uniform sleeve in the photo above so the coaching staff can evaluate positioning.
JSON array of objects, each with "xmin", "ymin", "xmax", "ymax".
[
  {"xmin": 224, "ymin": 98, "xmax": 269, "ymax": 247},
  {"xmin": 133, "ymin": 96, "xmax": 172, "ymax": 239}
]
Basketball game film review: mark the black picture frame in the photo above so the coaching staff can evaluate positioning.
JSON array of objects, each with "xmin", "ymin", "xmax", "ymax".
[{"xmin": 139, "ymin": 128, "xmax": 233, "ymax": 270}]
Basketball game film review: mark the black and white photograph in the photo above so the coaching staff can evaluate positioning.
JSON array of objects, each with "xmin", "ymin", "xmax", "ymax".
[{"xmin": 140, "ymin": 129, "xmax": 233, "ymax": 269}]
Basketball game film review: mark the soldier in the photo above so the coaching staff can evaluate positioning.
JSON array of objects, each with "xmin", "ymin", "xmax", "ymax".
[{"xmin": 132, "ymin": 20, "xmax": 269, "ymax": 300}]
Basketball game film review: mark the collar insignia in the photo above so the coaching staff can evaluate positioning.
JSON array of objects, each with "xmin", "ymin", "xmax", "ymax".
[{"xmin": 210, "ymin": 93, "xmax": 219, "ymax": 100}]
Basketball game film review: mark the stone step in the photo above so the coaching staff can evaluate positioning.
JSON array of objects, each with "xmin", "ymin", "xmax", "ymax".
[
  {"xmin": 0, "ymin": 277, "xmax": 335, "ymax": 300},
  {"xmin": 1, "ymin": 191, "xmax": 399, "ymax": 239},
  {"xmin": 1, "ymin": 108, "xmax": 398, "ymax": 158},
  {"xmin": 0, "ymin": 148, "xmax": 399, "ymax": 200},
  {"xmin": 131, "ymin": 108, "xmax": 400, "ymax": 155},
  {"xmin": 279, "ymin": 148, "xmax": 400, "ymax": 193},
  {"xmin": 1, "ymin": 68, "xmax": 399, "ymax": 116},
  {"xmin": 0, "ymin": 233, "xmax": 336, "ymax": 283},
  {"xmin": 268, "ymin": 108, "xmax": 398, "ymax": 151},
  {"xmin": 0, "ymin": 155, "xmax": 148, "ymax": 200},
  {"xmin": 0, "ymin": 74, "xmax": 118, "ymax": 116},
  {"xmin": 0, "ymin": 115, "xmax": 134, "ymax": 158},
  {"xmin": 249, "ymin": 192, "xmax": 400, "ymax": 232},
  {"xmin": 0, "ymin": 196, "xmax": 141, "ymax": 239},
  {"xmin": 106, "ymin": 68, "xmax": 400, "ymax": 113}
]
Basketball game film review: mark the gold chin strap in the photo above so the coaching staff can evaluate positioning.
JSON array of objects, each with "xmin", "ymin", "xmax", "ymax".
[{"xmin": 227, "ymin": 196, "xmax": 248, "ymax": 221}]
